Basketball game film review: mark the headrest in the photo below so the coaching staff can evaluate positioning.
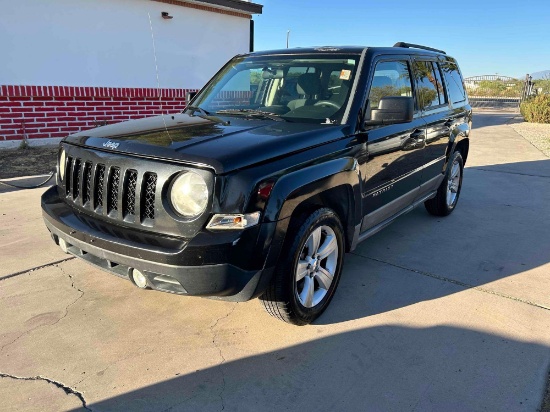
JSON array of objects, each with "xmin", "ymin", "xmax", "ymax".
[
  {"xmin": 297, "ymin": 73, "xmax": 321, "ymax": 96},
  {"xmin": 262, "ymin": 69, "xmax": 284, "ymax": 79}
]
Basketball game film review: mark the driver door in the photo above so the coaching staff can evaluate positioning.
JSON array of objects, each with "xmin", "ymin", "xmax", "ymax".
[{"xmin": 357, "ymin": 58, "xmax": 427, "ymax": 231}]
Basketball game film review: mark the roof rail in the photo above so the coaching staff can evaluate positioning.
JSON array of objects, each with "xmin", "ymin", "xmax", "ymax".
[{"xmin": 393, "ymin": 42, "xmax": 446, "ymax": 55}]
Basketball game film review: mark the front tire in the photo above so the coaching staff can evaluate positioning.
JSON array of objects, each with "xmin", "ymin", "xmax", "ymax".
[
  {"xmin": 424, "ymin": 151, "xmax": 464, "ymax": 216},
  {"xmin": 259, "ymin": 208, "xmax": 345, "ymax": 325}
]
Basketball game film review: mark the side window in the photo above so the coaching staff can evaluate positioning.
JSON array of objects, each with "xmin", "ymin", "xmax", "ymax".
[
  {"xmin": 413, "ymin": 61, "xmax": 441, "ymax": 110},
  {"xmin": 441, "ymin": 60, "xmax": 466, "ymax": 104},
  {"xmin": 432, "ymin": 62, "xmax": 447, "ymax": 105},
  {"xmin": 368, "ymin": 61, "xmax": 413, "ymax": 109}
]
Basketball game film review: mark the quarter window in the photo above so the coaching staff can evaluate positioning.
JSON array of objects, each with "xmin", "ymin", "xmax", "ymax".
[
  {"xmin": 441, "ymin": 60, "xmax": 467, "ymax": 104},
  {"xmin": 368, "ymin": 61, "xmax": 413, "ymax": 109}
]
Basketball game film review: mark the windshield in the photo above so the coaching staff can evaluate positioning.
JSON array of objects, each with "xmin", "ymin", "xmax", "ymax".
[{"xmin": 188, "ymin": 54, "xmax": 360, "ymax": 124}]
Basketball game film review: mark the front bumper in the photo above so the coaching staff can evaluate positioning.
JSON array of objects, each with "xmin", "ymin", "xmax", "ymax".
[{"xmin": 41, "ymin": 186, "xmax": 278, "ymax": 301}]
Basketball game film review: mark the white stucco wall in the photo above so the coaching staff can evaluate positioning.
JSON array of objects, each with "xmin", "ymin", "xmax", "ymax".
[{"xmin": 0, "ymin": 0, "xmax": 251, "ymax": 89}]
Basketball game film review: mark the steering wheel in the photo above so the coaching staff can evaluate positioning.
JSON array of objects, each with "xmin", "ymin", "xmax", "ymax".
[{"xmin": 313, "ymin": 100, "xmax": 340, "ymax": 109}]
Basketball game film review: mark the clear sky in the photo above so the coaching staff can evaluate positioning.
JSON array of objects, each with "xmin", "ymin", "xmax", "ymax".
[{"xmin": 253, "ymin": 0, "xmax": 550, "ymax": 79}]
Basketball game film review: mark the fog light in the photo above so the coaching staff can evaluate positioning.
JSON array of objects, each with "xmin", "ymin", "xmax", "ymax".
[
  {"xmin": 131, "ymin": 269, "xmax": 149, "ymax": 289},
  {"xmin": 59, "ymin": 238, "xmax": 70, "ymax": 254}
]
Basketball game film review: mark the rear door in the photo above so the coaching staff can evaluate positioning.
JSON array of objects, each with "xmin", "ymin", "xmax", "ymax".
[
  {"xmin": 358, "ymin": 57, "xmax": 427, "ymax": 231},
  {"xmin": 412, "ymin": 59, "xmax": 454, "ymax": 194}
]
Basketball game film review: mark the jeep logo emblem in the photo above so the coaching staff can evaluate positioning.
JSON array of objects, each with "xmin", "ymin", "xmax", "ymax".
[{"xmin": 102, "ymin": 141, "xmax": 120, "ymax": 150}]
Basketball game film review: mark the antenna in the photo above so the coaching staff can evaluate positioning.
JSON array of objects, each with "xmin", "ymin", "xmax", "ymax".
[{"xmin": 147, "ymin": 12, "xmax": 172, "ymax": 143}]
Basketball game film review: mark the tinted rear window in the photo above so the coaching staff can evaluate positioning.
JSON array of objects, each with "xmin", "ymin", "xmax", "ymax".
[{"xmin": 441, "ymin": 60, "xmax": 466, "ymax": 104}]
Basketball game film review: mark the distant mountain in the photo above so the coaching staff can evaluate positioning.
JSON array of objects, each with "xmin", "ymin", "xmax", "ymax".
[{"xmin": 531, "ymin": 70, "xmax": 550, "ymax": 80}]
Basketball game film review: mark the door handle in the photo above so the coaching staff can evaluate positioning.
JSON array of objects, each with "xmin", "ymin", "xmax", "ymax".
[
  {"xmin": 409, "ymin": 129, "xmax": 425, "ymax": 141},
  {"xmin": 402, "ymin": 130, "xmax": 425, "ymax": 151},
  {"xmin": 444, "ymin": 118, "xmax": 453, "ymax": 128}
]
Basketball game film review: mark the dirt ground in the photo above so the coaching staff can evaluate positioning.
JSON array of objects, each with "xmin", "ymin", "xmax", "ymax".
[{"xmin": 0, "ymin": 146, "xmax": 58, "ymax": 179}]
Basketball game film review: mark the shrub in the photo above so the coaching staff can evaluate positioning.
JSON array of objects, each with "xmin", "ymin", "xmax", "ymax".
[
  {"xmin": 520, "ymin": 94, "xmax": 550, "ymax": 123},
  {"xmin": 18, "ymin": 139, "xmax": 30, "ymax": 150}
]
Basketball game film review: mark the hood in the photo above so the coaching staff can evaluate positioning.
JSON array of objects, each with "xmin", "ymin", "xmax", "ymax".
[{"xmin": 65, "ymin": 113, "xmax": 348, "ymax": 174}]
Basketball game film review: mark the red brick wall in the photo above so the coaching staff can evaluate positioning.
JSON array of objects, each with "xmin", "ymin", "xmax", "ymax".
[
  {"xmin": 209, "ymin": 90, "xmax": 253, "ymax": 108},
  {"xmin": 0, "ymin": 85, "xmax": 195, "ymax": 142}
]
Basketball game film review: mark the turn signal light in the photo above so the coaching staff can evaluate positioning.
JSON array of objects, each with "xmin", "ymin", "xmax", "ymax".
[{"xmin": 206, "ymin": 212, "xmax": 261, "ymax": 230}]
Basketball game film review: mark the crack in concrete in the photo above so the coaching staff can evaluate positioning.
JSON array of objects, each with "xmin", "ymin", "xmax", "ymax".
[
  {"xmin": 210, "ymin": 305, "xmax": 237, "ymax": 411},
  {"xmin": 160, "ymin": 307, "xmax": 238, "ymax": 412},
  {"xmin": 78, "ymin": 350, "xmax": 154, "ymax": 388},
  {"xmin": 0, "ymin": 323, "xmax": 52, "ymax": 353},
  {"xmin": 0, "ymin": 372, "xmax": 91, "ymax": 411},
  {"xmin": 47, "ymin": 264, "xmax": 85, "ymax": 329},
  {"xmin": 0, "ymin": 257, "xmax": 75, "ymax": 282},
  {"xmin": 0, "ymin": 263, "xmax": 84, "ymax": 353},
  {"xmin": 351, "ymin": 252, "xmax": 550, "ymax": 312}
]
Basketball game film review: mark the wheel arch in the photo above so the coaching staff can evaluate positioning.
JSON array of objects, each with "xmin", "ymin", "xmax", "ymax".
[
  {"xmin": 289, "ymin": 184, "xmax": 356, "ymax": 252},
  {"xmin": 263, "ymin": 157, "xmax": 361, "ymax": 257},
  {"xmin": 444, "ymin": 120, "xmax": 470, "ymax": 170},
  {"xmin": 455, "ymin": 137, "xmax": 470, "ymax": 165}
]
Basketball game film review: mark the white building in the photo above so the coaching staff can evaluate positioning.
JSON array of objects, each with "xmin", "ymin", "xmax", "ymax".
[{"xmin": 0, "ymin": 0, "xmax": 263, "ymax": 146}]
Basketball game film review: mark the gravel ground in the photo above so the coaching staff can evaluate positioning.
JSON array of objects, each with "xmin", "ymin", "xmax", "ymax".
[
  {"xmin": 508, "ymin": 119, "xmax": 550, "ymax": 158},
  {"xmin": 0, "ymin": 146, "xmax": 58, "ymax": 179}
]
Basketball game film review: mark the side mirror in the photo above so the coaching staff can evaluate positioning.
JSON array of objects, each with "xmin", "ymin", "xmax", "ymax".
[{"xmin": 365, "ymin": 96, "xmax": 413, "ymax": 126}]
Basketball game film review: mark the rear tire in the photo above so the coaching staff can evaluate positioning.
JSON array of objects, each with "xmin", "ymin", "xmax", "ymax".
[
  {"xmin": 259, "ymin": 208, "xmax": 345, "ymax": 325},
  {"xmin": 424, "ymin": 151, "xmax": 463, "ymax": 216}
]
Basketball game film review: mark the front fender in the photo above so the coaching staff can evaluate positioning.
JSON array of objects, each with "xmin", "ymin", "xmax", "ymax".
[{"xmin": 263, "ymin": 157, "xmax": 361, "ymax": 224}]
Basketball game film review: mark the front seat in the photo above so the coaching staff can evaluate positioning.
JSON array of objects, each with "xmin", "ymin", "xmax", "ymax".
[{"xmin": 287, "ymin": 73, "xmax": 322, "ymax": 111}]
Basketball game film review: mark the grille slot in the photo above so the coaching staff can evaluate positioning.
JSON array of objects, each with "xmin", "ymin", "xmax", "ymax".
[
  {"xmin": 82, "ymin": 162, "xmax": 93, "ymax": 205},
  {"xmin": 142, "ymin": 173, "xmax": 157, "ymax": 221},
  {"xmin": 107, "ymin": 167, "xmax": 121, "ymax": 213},
  {"xmin": 94, "ymin": 164, "xmax": 106, "ymax": 210},
  {"xmin": 73, "ymin": 159, "xmax": 81, "ymax": 200},
  {"xmin": 65, "ymin": 156, "xmax": 73, "ymax": 196},
  {"xmin": 123, "ymin": 169, "xmax": 138, "ymax": 218}
]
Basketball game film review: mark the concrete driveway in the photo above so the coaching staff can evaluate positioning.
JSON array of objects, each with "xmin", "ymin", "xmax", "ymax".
[{"xmin": 1, "ymin": 112, "xmax": 549, "ymax": 411}]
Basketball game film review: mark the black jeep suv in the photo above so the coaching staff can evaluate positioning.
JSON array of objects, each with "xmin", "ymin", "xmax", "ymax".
[{"xmin": 42, "ymin": 42, "xmax": 471, "ymax": 325}]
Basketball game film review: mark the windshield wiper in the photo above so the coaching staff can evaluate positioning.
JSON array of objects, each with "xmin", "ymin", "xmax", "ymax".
[
  {"xmin": 187, "ymin": 106, "xmax": 230, "ymax": 126},
  {"xmin": 215, "ymin": 109, "xmax": 286, "ymax": 122}
]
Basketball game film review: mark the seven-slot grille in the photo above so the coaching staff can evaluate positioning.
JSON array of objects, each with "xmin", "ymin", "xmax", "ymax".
[{"xmin": 64, "ymin": 156, "xmax": 157, "ymax": 225}]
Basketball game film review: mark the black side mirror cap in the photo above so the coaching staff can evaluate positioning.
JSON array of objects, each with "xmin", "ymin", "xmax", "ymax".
[{"xmin": 364, "ymin": 96, "xmax": 414, "ymax": 126}]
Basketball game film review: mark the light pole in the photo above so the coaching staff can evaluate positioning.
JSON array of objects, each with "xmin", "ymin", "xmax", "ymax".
[{"xmin": 286, "ymin": 30, "xmax": 290, "ymax": 49}]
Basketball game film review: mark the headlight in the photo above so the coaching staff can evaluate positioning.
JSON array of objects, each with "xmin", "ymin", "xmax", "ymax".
[
  {"xmin": 170, "ymin": 171, "xmax": 209, "ymax": 218},
  {"xmin": 59, "ymin": 148, "xmax": 66, "ymax": 181}
]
